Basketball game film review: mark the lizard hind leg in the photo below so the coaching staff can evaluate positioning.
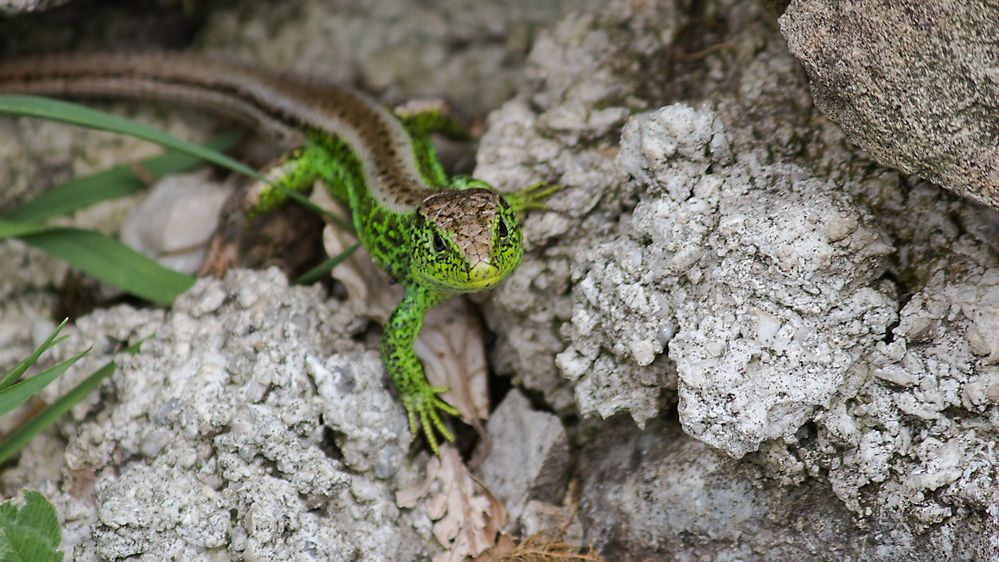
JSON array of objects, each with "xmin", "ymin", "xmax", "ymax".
[
  {"xmin": 394, "ymin": 99, "xmax": 469, "ymax": 140},
  {"xmin": 245, "ymin": 145, "xmax": 324, "ymax": 217}
]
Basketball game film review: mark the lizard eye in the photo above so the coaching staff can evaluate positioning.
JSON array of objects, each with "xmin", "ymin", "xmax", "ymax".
[
  {"xmin": 497, "ymin": 218, "xmax": 509, "ymax": 239},
  {"xmin": 431, "ymin": 232, "xmax": 446, "ymax": 253}
]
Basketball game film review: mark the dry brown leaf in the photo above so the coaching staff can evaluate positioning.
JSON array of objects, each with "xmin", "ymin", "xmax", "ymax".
[
  {"xmin": 318, "ymin": 189, "xmax": 490, "ymax": 423},
  {"xmin": 395, "ymin": 455, "xmax": 441, "ymax": 509},
  {"xmin": 394, "ymin": 445, "xmax": 508, "ymax": 562},
  {"xmin": 434, "ymin": 446, "xmax": 507, "ymax": 561},
  {"xmin": 474, "ymin": 533, "xmax": 516, "ymax": 561}
]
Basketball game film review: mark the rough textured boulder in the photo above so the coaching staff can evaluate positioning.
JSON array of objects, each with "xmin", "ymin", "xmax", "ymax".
[{"xmin": 780, "ymin": 0, "xmax": 999, "ymax": 209}]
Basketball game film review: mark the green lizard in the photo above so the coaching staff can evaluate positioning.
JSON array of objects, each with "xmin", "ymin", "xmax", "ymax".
[{"xmin": 0, "ymin": 52, "xmax": 557, "ymax": 452}]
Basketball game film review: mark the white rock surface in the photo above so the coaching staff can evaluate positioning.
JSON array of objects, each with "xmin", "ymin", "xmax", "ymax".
[
  {"xmin": 120, "ymin": 171, "xmax": 232, "ymax": 275},
  {"xmin": 2, "ymin": 270, "xmax": 435, "ymax": 560},
  {"xmin": 609, "ymin": 105, "xmax": 896, "ymax": 456}
]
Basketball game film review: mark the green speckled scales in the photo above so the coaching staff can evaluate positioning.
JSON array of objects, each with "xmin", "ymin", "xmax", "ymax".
[{"xmin": 303, "ymin": 127, "xmax": 450, "ymax": 283}]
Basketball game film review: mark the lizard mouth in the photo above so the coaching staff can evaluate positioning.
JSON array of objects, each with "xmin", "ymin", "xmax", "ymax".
[{"xmin": 463, "ymin": 261, "xmax": 504, "ymax": 290}]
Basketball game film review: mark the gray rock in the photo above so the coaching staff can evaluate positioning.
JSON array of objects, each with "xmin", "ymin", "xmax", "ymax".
[
  {"xmin": 785, "ymin": 266, "xmax": 999, "ymax": 524},
  {"xmin": 2, "ymin": 270, "xmax": 437, "ymax": 561},
  {"xmin": 199, "ymin": 0, "xmax": 607, "ymax": 116},
  {"xmin": 780, "ymin": 0, "xmax": 999, "ymax": 209},
  {"xmin": 476, "ymin": 389, "xmax": 570, "ymax": 525},
  {"xmin": 578, "ymin": 418, "xmax": 999, "ymax": 561},
  {"xmin": 611, "ymin": 105, "xmax": 896, "ymax": 456},
  {"xmin": 479, "ymin": 0, "xmax": 999, "ymax": 556},
  {"xmin": 309, "ymin": 352, "xmax": 412, "ymax": 478}
]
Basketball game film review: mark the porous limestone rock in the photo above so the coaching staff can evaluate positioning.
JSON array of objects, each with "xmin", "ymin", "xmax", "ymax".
[
  {"xmin": 477, "ymin": 0, "xmax": 999, "ymax": 558},
  {"xmin": 1, "ymin": 270, "xmax": 435, "ymax": 561},
  {"xmin": 568, "ymin": 104, "xmax": 897, "ymax": 456}
]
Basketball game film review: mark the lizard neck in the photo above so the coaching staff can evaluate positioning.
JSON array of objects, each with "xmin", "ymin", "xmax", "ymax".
[{"xmin": 0, "ymin": 52, "xmax": 434, "ymax": 213}]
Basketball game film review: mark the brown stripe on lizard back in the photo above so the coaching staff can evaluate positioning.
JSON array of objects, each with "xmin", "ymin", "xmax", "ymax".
[{"xmin": 0, "ymin": 52, "xmax": 435, "ymax": 212}]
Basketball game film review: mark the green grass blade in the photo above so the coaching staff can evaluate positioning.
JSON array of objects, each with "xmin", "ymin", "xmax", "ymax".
[
  {"xmin": 0, "ymin": 341, "xmax": 141, "ymax": 465},
  {"xmin": 0, "ymin": 220, "xmax": 195, "ymax": 305},
  {"xmin": 0, "ymin": 133, "xmax": 241, "ymax": 223},
  {"xmin": 0, "ymin": 319, "xmax": 69, "ymax": 391},
  {"xmin": 293, "ymin": 241, "xmax": 360, "ymax": 285},
  {"xmin": 0, "ymin": 95, "xmax": 266, "ymax": 183},
  {"xmin": 0, "ymin": 490, "xmax": 63, "ymax": 562},
  {"xmin": 0, "ymin": 357, "xmax": 108, "ymax": 462},
  {"xmin": 0, "ymin": 349, "xmax": 89, "ymax": 416},
  {"xmin": 0, "ymin": 95, "xmax": 356, "ymax": 231}
]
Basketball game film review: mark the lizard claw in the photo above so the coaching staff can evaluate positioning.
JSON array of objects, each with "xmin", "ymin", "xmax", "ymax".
[
  {"xmin": 404, "ymin": 385, "xmax": 459, "ymax": 454},
  {"xmin": 506, "ymin": 181, "xmax": 562, "ymax": 213}
]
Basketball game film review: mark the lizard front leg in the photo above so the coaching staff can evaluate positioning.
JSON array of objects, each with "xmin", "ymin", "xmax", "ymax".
[
  {"xmin": 447, "ymin": 176, "xmax": 561, "ymax": 213},
  {"xmin": 383, "ymin": 283, "xmax": 459, "ymax": 453},
  {"xmin": 202, "ymin": 144, "xmax": 331, "ymax": 277},
  {"xmin": 503, "ymin": 181, "xmax": 562, "ymax": 213}
]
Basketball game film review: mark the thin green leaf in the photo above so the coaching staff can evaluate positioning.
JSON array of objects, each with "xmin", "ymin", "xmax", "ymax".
[
  {"xmin": 0, "ymin": 220, "xmax": 195, "ymax": 305},
  {"xmin": 0, "ymin": 341, "xmax": 141, "ymax": 465},
  {"xmin": 0, "ymin": 319, "xmax": 69, "ymax": 391},
  {"xmin": 0, "ymin": 95, "xmax": 353, "ymax": 229},
  {"xmin": 0, "ymin": 133, "xmax": 242, "ymax": 223},
  {"xmin": 293, "ymin": 241, "xmax": 361, "ymax": 285},
  {"xmin": 0, "ymin": 95, "xmax": 266, "ymax": 183},
  {"xmin": 0, "ymin": 490, "xmax": 63, "ymax": 562},
  {"xmin": 0, "ymin": 348, "xmax": 90, "ymax": 416}
]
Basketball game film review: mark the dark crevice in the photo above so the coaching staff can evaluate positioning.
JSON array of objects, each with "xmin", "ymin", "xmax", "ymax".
[
  {"xmin": 257, "ymin": 455, "xmax": 282, "ymax": 480},
  {"xmin": 317, "ymin": 419, "xmax": 344, "ymax": 463},
  {"xmin": 878, "ymin": 269, "xmax": 915, "ymax": 344},
  {"xmin": 0, "ymin": 0, "xmax": 209, "ymax": 56}
]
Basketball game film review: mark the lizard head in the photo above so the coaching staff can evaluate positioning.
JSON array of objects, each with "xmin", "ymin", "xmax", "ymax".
[{"xmin": 411, "ymin": 186, "xmax": 523, "ymax": 293}]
